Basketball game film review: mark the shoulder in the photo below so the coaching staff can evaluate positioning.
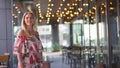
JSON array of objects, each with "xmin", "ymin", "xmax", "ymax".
[
  {"xmin": 17, "ymin": 29, "xmax": 25, "ymax": 36},
  {"xmin": 15, "ymin": 29, "xmax": 26, "ymax": 41}
]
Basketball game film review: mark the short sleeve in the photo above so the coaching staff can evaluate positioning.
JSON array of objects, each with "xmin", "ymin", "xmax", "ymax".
[{"xmin": 13, "ymin": 36, "xmax": 26, "ymax": 55}]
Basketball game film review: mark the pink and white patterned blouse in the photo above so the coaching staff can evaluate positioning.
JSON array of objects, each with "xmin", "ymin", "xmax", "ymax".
[{"xmin": 14, "ymin": 34, "xmax": 43, "ymax": 68}]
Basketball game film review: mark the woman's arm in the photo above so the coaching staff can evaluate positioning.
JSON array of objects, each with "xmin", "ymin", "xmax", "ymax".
[
  {"xmin": 17, "ymin": 53, "xmax": 24, "ymax": 68},
  {"xmin": 16, "ymin": 29, "xmax": 25, "ymax": 68}
]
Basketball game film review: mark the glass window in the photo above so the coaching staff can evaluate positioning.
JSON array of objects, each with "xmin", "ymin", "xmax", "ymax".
[
  {"xmin": 72, "ymin": 20, "xmax": 83, "ymax": 46},
  {"xmin": 38, "ymin": 25, "xmax": 52, "ymax": 52},
  {"xmin": 59, "ymin": 24, "xmax": 70, "ymax": 47}
]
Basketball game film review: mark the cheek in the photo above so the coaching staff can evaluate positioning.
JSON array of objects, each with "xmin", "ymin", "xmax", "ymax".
[
  {"xmin": 25, "ymin": 20, "xmax": 33, "ymax": 25},
  {"xmin": 24, "ymin": 19, "xmax": 28, "ymax": 23}
]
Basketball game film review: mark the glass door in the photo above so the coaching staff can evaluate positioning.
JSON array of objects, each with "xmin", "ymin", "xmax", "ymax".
[
  {"xmin": 96, "ymin": 1, "xmax": 108, "ymax": 68},
  {"xmin": 98, "ymin": 0, "xmax": 120, "ymax": 68},
  {"xmin": 108, "ymin": 0, "xmax": 120, "ymax": 68}
]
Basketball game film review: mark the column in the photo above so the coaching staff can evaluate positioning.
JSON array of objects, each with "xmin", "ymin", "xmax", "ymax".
[{"xmin": 0, "ymin": 0, "xmax": 12, "ymax": 55}]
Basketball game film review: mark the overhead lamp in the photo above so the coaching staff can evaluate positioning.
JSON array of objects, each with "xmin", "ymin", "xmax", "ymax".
[
  {"xmin": 15, "ymin": 6, "xmax": 18, "ymax": 9},
  {"xmin": 109, "ymin": 7, "xmax": 115, "ymax": 10},
  {"xmin": 101, "ymin": 10, "xmax": 105, "ymax": 14},
  {"xmin": 67, "ymin": 3, "xmax": 70, "ymax": 6},
  {"xmin": 110, "ymin": 2, "xmax": 112, "ymax": 5},
  {"xmin": 39, "ymin": 20, "xmax": 42, "ymax": 22},
  {"xmin": 59, "ymin": 7, "xmax": 61, "ymax": 10},
  {"xmin": 51, "ymin": 4, "xmax": 54, "ymax": 6},
  {"xmin": 78, "ymin": 8, "xmax": 83, "ymax": 12},
  {"xmin": 14, "ymin": 15, "xmax": 18, "ymax": 18},
  {"xmin": 48, "ymin": 4, "xmax": 50, "ymax": 6},
  {"xmin": 57, "ymin": 19, "xmax": 60, "ymax": 22},
  {"xmin": 83, "ymin": 3, "xmax": 88, "ymax": 6},
  {"xmin": 36, "ymin": 3, "xmax": 40, "ymax": 7},
  {"xmin": 64, "ymin": 8, "xmax": 67, "ymax": 11},
  {"xmin": 91, "ymin": 12, "xmax": 95, "ymax": 15},
  {"xmin": 49, "ymin": 0, "xmax": 51, "ymax": 2},
  {"xmin": 69, "ymin": 7, "xmax": 74, "ymax": 9},
  {"xmin": 74, "ymin": 3, "xmax": 77, "ymax": 6},
  {"xmin": 67, "ymin": 17, "xmax": 70, "ymax": 19},
  {"xmin": 18, "ymin": 11, "xmax": 21, "ymax": 14},
  {"xmin": 13, "ymin": 4, "xmax": 15, "ymax": 6},
  {"xmin": 52, "ymin": 14, "xmax": 55, "ymax": 17},
  {"xmin": 60, "ymin": 4, "xmax": 63, "ymax": 6},
  {"xmin": 70, "ymin": 14, "xmax": 74, "ymax": 17},
  {"xmin": 63, "ymin": 0, "xmax": 66, "ymax": 2},
  {"xmin": 64, "ymin": 21, "xmax": 70, "ymax": 24}
]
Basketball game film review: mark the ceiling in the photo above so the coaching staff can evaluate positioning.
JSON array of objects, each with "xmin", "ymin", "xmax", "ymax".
[{"xmin": 13, "ymin": 0, "xmax": 97, "ymax": 25}]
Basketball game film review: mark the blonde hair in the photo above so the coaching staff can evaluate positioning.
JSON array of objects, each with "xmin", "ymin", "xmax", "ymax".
[{"xmin": 21, "ymin": 12, "xmax": 37, "ymax": 31}]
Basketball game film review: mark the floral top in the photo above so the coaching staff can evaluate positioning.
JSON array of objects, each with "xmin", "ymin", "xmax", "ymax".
[{"xmin": 14, "ymin": 34, "xmax": 43, "ymax": 68}]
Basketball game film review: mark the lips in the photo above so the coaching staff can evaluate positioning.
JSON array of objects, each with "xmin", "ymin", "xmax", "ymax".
[{"xmin": 26, "ymin": 21, "xmax": 32, "ymax": 25}]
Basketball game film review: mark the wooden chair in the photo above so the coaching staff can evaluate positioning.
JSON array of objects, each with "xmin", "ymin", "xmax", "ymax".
[{"xmin": 0, "ymin": 53, "xmax": 10, "ymax": 68}]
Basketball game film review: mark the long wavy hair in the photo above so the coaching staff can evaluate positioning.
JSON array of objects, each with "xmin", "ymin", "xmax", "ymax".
[{"xmin": 21, "ymin": 12, "xmax": 37, "ymax": 31}]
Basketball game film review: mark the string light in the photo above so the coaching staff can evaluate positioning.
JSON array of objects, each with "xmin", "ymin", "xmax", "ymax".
[{"xmin": 13, "ymin": 0, "xmax": 99, "ymax": 25}]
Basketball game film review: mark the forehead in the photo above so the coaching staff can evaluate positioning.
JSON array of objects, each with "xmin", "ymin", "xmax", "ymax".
[{"xmin": 25, "ymin": 13, "xmax": 33, "ymax": 17}]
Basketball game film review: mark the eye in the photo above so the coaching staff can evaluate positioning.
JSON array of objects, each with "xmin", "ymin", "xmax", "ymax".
[
  {"xmin": 30, "ymin": 17, "xmax": 34, "ymax": 19},
  {"xmin": 26, "ymin": 17, "xmax": 28, "ymax": 19},
  {"xmin": 25, "ymin": 17, "xmax": 28, "ymax": 19}
]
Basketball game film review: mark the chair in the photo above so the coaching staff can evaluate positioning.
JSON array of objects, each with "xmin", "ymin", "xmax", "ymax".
[{"xmin": 0, "ymin": 53, "xmax": 10, "ymax": 68}]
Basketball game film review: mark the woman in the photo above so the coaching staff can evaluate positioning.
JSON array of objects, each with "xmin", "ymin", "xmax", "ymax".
[{"xmin": 14, "ymin": 12, "xmax": 43, "ymax": 68}]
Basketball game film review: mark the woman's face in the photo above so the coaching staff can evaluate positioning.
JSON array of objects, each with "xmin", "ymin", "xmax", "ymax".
[{"xmin": 24, "ymin": 13, "xmax": 34, "ymax": 26}]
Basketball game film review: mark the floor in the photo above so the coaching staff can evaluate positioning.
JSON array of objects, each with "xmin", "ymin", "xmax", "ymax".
[
  {"xmin": 43, "ymin": 52, "xmax": 94, "ymax": 68},
  {"xmin": 43, "ymin": 52, "xmax": 70, "ymax": 68},
  {"xmin": 12, "ymin": 51, "xmax": 95, "ymax": 68}
]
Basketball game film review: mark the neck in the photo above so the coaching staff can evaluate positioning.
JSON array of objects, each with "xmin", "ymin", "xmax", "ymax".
[
  {"xmin": 26, "ymin": 26, "xmax": 33, "ymax": 31},
  {"xmin": 26, "ymin": 30, "xmax": 34, "ymax": 36},
  {"xmin": 26, "ymin": 28, "xmax": 34, "ymax": 36}
]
